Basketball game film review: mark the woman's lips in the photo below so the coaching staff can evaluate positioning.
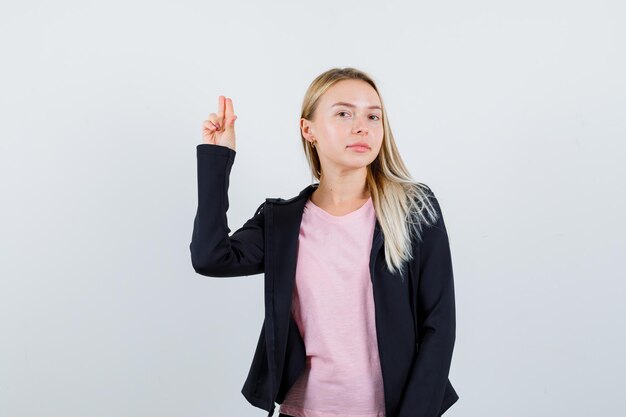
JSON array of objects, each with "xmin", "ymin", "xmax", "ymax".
[{"xmin": 347, "ymin": 145, "xmax": 370, "ymax": 152}]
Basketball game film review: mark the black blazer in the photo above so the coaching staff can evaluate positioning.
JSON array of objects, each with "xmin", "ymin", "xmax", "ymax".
[{"xmin": 190, "ymin": 143, "xmax": 459, "ymax": 417}]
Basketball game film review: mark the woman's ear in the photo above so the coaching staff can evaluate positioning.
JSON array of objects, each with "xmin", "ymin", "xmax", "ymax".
[{"xmin": 300, "ymin": 117, "xmax": 315, "ymax": 143}]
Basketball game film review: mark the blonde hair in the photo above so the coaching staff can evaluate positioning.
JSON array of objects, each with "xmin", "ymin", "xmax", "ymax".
[{"xmin": 300, "ymin": 67, "xmax": 440, "ymax": 278}]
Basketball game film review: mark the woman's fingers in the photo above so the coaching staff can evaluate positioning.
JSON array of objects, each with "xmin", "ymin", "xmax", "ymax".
[
  {"xmin": 224, "ymin": 97, "xmax": 235, "ymax": 128},
  {"xmin": 203, "ymin": 120, "xmax": 218, "ymax": 131},
  {"xmin": 211, "ymin": 97, "xmax": 236, "ymax": 130},
  {"xmin": 217, "ymin": 95, "xmax": 225, "ymax": 127},
  {"xmin": 201, "ymin": 95, "xmax": 236, "ymax": 148},
  {"xmin": 202, "ymin": 125, "xmax": 215, "ymax": 144},
  {"xmin": 207, "ymin": 113, "xmax": 221, "ymax": 130}
]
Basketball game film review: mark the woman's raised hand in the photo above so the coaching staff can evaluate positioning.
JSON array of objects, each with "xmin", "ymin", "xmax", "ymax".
[{"xmin": 202, "ymin": 95, "xmax": 237, "ymax": 151}]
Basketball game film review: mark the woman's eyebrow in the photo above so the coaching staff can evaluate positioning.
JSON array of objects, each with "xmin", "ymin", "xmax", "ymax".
[{"xmin": 331, "ymin": 102, "xmax": 382, "ymax": 110}]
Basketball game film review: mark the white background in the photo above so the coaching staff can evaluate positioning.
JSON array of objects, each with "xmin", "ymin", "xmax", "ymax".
[{"xmin": 1, "ymin": 0, "xmax": 624, "ymax": 416}]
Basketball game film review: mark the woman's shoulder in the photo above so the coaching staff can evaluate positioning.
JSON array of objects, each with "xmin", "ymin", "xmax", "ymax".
[
  {"xmin": 406, "ymin": 182, "xmax": 444, "ymax": 242},
  {"xmin": 264, "ymin": 184, "xmax": 318, "ymax": 205}
]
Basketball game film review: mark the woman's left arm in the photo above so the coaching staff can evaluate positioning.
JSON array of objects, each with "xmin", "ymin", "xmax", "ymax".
[{"xmin": 397, "ymin": 189, "xmax": 458, "ymax": 417}]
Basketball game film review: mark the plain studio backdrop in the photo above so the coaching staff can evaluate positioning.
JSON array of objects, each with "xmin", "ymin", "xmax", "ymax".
[{"xmin": 1, "ymin": 1, "xmax": 624, "ymax": 416}]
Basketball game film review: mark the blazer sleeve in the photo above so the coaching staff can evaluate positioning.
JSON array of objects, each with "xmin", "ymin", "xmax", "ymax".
[
  {"xmin": 189, "ymin": 143, "xmax": 265, "ymax": 277},
  {"xmin": 397, "ymin": 187, "xmax": 457, "ymax": 417}
]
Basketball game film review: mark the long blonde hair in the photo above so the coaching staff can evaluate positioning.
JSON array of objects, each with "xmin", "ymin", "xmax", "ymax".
[{"xmin": 300, "ymin": 67, "xmax": 440, "ymax": 278}]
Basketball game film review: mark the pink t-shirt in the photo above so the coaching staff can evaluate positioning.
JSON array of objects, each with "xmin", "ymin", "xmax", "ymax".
[{"xmin": 279, "ymin": 195, "xmax": 386, "ymax": 417}]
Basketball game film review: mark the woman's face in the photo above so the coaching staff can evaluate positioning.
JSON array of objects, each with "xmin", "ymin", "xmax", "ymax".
[{"xmin": 302, "ymin": 79, "xmax": 384, "ymax": 174}]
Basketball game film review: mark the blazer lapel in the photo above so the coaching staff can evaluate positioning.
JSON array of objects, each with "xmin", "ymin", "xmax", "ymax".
[{"xmin": 263, "ymin": 184, "xmax": 316, "ymax": 402}]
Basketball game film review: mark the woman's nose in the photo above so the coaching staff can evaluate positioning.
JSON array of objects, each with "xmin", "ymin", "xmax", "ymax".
[{"xmin": 352, "ymin": 116, "xmax": 369, "ymax": 134}]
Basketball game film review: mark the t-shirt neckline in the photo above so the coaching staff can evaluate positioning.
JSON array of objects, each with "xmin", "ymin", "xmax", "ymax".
[{"xmin": 305, "ymin": 195, "xmax": 373, "ymax": 223}]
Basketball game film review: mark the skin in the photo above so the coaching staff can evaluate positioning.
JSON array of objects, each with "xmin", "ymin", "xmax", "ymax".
[
  {"xmin": 202, "ymin": 95, "xmax": 237, "ymax": 152},
  {"xmin": 202, "ymin": 79, "xmax": 384, "ymax": 216},
  {"xmin": 300, "ymin": 79, "xmax": 384, "ymax": 216}
]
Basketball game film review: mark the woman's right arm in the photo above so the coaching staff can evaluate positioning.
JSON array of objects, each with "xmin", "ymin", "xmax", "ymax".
[
  {"xmin": 190, "ymin": 95, "xmax": 264, "ymax": 277},
  {"xmin": 189, "ymin": 143, "xmax": 265, "ymax": 277}
]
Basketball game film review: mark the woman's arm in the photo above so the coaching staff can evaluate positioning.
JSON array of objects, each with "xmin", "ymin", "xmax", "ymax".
[
  {"xmin": 397, "ymin": 188, "xmax": 458, "ymax": 417},
  {"xmin": 189, "ymin": 143, "xmax": 265, "ymax": 277}
]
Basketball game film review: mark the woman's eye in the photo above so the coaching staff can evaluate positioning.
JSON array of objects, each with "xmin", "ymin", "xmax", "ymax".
[{"xmin": 337, "ymin": 111, "xmax": 380, "ymax": 121}]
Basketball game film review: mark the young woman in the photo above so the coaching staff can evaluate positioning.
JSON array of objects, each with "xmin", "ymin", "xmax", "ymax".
[{"xmin": 191, "ymin": 67, "xmax": 459, "ymax": 417}]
